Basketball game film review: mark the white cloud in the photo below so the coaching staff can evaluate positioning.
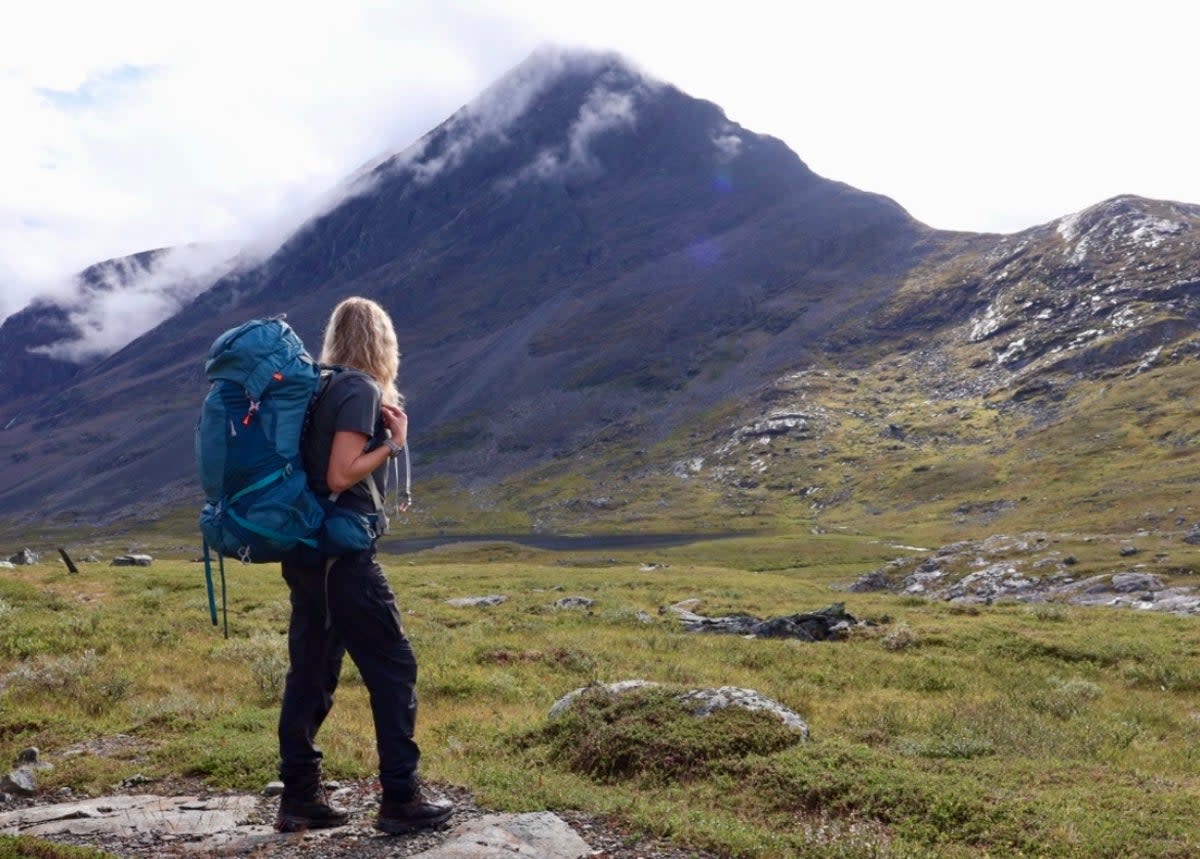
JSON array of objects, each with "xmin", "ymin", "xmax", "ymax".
[
  {"xmin": 712, "ymin": 130, "xmax": 743, "ymax": 164},
  {"xmin": 31, "ymin": 243, "xmax": 247, "ymax": 362},
  {"xmin": 2, "ymin": 0, "xmax": 1199, "ymax": 330},
  {"xmin": 565, "ymin": 85, "xmax": 638, "ymax": 172}
]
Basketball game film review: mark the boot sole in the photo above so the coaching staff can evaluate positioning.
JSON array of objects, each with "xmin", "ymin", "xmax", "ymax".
[
  {"xmin": 274, "ymin": 813, "xmax": 350, "ymax": 832},
  {"xmin": 373, "ymin": 808, "xmax": 453, "ymax": 835}
]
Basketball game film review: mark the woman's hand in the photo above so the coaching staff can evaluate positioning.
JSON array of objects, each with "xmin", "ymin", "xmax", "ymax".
[{"xmin": 381, "ymin": 403, "xmax": 408, "ymax": 448}]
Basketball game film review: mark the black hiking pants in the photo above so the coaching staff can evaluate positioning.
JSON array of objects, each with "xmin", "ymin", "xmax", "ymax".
[{"xmin": 278, "ymin": 548, "xmax": 420, "ymax": 800}]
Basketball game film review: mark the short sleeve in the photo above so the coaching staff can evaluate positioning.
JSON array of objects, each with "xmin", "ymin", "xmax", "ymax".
[{"xmin": 330, "ymin": 373, "xmax": 381, "ymax": 438}]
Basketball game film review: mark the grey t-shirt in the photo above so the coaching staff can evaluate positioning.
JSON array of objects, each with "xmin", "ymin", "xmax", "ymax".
[{"xmin": 303, "ymin": 370, "xmax": 387, "ymax": 514}]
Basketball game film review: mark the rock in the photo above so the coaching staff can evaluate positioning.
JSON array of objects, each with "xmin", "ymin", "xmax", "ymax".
[
  {"xmin": 409, "ymin": 812, "xmax": 593, "ymax": 859},
  {"xmin": 675, "ymin": 602, "xmax": 860, "ymax": 641},
  {"xmin": 549, "ymin": 680, "xmax": 658, "ymax": 719},
  {"xmin": 446, "ymin": 595, "xmax": 507, "ymax": 607},
  {"xmin": 120, "ymin": 774, "xmax": 153, "ymax": 788},
  {"xmin": 551, "ymin": 596, "xmax": 595, "ymax": 610},
  {"xmin": 847, "ymin": 570, "xmax": 889, "ymax": 592},
  {"xmin": 635, "ymin": 611, "xmax": 654, "ymax": 624},
  {"xmin": 1063, "ymin": 555, "xmax": 1078, "ymax": 565},
  {"xmin": 262, "ymin": 781, "xmax": 284, "ymax": 797},
  {"xmin": 550, "ymin": 681, "xmax": 809, "ymax": 739},
  {"xmin": 0, "ymin": 794, "xmax": 259, "ymax": 837},
  {"xmin": 15, "ymin": 748, "xmax": 38, "ymax": 765},
  {"xmin": 1183, "ymin": 527, "xmax": 1200, "ymax": 545},
  {"xmin": 1109, "ymin": 572, "xmax": 1164, "ymax": 593},
  {"xmin": 0, "ymin": 766, "xmax": 37, "ymax": 795},
  {"xmin": 111, "ymin": 554, "xmax": 153, "ymax": 567},
  {"xmin": 1119, "ymin": 546, "xmax": 1139, "ymax": 557},
  {"xmin": 676, "ymin": 686, "xmax": 810, "ymax": 736},
  {"xmin": 0, "ymin": 562, "xmax": 13, "ymax": 569},
  {"xmin": 8, "ymin": 549, "xmax": 39, "ymax": 565}
]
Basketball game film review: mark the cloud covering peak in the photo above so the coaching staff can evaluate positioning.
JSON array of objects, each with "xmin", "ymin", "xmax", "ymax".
[{"xmin": 30, "ymin": 243, "xmax": 246, "ymax": 363}]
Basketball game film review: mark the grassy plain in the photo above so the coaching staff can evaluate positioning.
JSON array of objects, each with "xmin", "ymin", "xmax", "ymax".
[{"xmin": 1, "ymin": 531, "xmax": 1199, "ymax": 858}]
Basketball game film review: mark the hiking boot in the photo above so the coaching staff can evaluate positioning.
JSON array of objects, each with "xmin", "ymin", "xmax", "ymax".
[
  {"xmin": 274, "ymin": 790, "xmax": 350, "ymax": 832},
  {"xmin": 374, "ymin": 788, "xmax": 454, "ymax": 834}
]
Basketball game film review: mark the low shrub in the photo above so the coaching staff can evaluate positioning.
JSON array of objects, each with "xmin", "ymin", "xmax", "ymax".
[
  {"xmin": 0, "ymin": 835, "xmax": 119, "ymax": 858},
  {"xmin": 521, "ymin": 686, "xmax": 804, "ymax": 784}
]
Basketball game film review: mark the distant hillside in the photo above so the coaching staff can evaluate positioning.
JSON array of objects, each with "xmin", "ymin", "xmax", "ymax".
[{"xmin": 0, "ymin": 48, "xmax": 1196, "ymax": 542}]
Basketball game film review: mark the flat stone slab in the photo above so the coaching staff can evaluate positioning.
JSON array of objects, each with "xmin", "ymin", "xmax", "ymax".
[
  {"xmin": 0, "ymin": 794, "xmax": 258, "ymax": 837},
  {"xmin": 411, "ymin": 812, "xmax": 592, "ymax": 858}
]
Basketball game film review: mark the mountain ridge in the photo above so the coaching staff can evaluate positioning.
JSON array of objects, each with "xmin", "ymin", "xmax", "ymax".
[{"xmin": 0, "ymin": 49, "xmax": 1195, "ymax": 539}]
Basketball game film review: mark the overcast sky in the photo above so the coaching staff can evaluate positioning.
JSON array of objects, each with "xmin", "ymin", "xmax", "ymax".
[{"xmin": 3, "ymin": 0, "xmax": 1197, "ymax": 323}]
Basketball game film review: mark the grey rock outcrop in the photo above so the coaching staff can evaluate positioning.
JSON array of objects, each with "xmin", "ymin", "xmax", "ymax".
[
  {"xmin": 0, "ymin": 794, "xmax": 258, "ymax": 837},
  {"xmin": 851, "ymin": 533, "xmax": 1200, "ymax": 615},
  {"xmin": 8, "ymin": 549, "xmax": 39, "ymax": 565},
  {"xmin": 549, "ymin": 680, "xmax": 657, "ymax": 719},
  {"xmin": 670, "ymin": 601, "xmax": 860, "ymax": 640},
  {"xmin": 110, "ymin": 554, "xmax": 153, "ymax": 567},
  {"xmin": 446, "ymin": 595, "xmax": 508, "ymax": 607},
  {"xmin": 551, "ymin": 596, "xmax": 595, "ymax": 610},
  {"xmin": 549, "ymin": 680, "xmax": 809, "ymax": 738},
  {"xmin": 676, "ymin": 687, "xmax": 810, "ymax": 736},
  {"xmin": 410, "ymin": 812, "xmax": 593, "ymax": 859}
]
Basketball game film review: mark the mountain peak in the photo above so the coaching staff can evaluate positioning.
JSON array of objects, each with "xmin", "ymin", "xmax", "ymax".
[
  {"xmin": 1054, "ymin": 194, "xmax": 1197, "ymax": 264},
  {"xmin": 367, "ymin": 46, "xmax": 662, "ymax": 191}
]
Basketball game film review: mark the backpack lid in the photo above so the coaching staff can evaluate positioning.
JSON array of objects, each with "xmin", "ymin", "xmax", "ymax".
[{"xmin": 205, "ymin": 318, "xmax": 314, "ymax": 398}]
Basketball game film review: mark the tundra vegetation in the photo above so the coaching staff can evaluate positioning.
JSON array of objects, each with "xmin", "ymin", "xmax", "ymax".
[{"xmin": 1, "ymin": 531, "xmax": 1198, "ymax": 858}]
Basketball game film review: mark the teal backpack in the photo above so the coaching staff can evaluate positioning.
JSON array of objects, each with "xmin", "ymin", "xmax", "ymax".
[{"xmin": 196, "ymin": 317, "xmax": 325, "ymax": 633}]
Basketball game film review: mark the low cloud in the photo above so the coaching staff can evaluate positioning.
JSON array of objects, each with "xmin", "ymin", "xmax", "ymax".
[
  {"xmin": 399, "ymin": 46, "xmax": 593, "ymax": 186},
  {"xmin": 30, "ymin": 243, "xmax": 250, "ymax": 362},
  {"xmin": 500, "ymin": 62, "xmax": 657, "ymax": 190},
  {"xmin": 564, "ymin": 85, "xmax": 638, "ymax": 172},
  {"xmin": 712, "ymin": 129, "xmax": 743, "ymax": 163},
  {"xmin": 399, "ymin": 46, "xmax": 654, "ymax": 191}
]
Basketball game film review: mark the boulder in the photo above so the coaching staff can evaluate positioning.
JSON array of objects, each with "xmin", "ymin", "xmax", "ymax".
[
  {"xmin": 672, "ymin": 601, "xmax": 860, "ymax": 641},
  {"xmin": 551, "ymin": 596, "xmax": 595, "ymax": 610},
  {"xmin": 847, "ymin": 570, "xmax": 890, "ymax": 592},
  {"xmin": 1109, "ymin": 572, "xmax": 1164, "ymax": 593},
  {"xmin": 111, "ymin": 554, "xmax": 153, "ymax": 567},
  {"xmin": 0, "ymin": 766, "xmax": 37, "ymax": 795},
  {"xmin": 446, "ymin": 595, "xmax": 507, "ymax": 607},
  {"xmin": 8, "ymin": 549, "xmax": 39, "ymax": 565},
  {"xmin": 549, "ymin": 680, "xmax": 809, "ymax": 738}
]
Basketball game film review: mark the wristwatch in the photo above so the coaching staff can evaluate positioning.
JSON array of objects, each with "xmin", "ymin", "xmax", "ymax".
[{"xmin": 383, "ymin": 439, "xmax": 404, "ymax": 459}]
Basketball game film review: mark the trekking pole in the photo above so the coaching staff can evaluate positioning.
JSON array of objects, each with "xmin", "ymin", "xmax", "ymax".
[
  {"xmin": 219, "ymin": 553, "xmax": 229, "ymax": 639},
  {"xmin": 202, "ymin": 540, "xmax": 218, "ymax": 627}
]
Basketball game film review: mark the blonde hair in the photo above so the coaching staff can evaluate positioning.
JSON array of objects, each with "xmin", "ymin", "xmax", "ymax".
[{"xmin": 319, "ymin": 297, "xmax": 402, "ymax": 406}]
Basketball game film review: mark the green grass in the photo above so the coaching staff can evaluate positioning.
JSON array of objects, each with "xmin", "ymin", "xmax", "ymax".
[
  {"xmin": 0, "ymin": 837, "xmax": 118, "ymax": 859},
  {"xmin": 2, "ymin": 536, "xmax": 1200, "ymax": 857}
]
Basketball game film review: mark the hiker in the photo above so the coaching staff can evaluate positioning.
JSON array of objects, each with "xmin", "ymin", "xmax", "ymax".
[{"xmin": 274, "ymin": 296, "xmax": 452, "ymax": 835}]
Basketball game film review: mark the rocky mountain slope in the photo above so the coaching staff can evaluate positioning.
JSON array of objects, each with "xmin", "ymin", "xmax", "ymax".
[{"xmin": 0, "ymin": 48, "xmax": 1196, "ymax": 541}]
